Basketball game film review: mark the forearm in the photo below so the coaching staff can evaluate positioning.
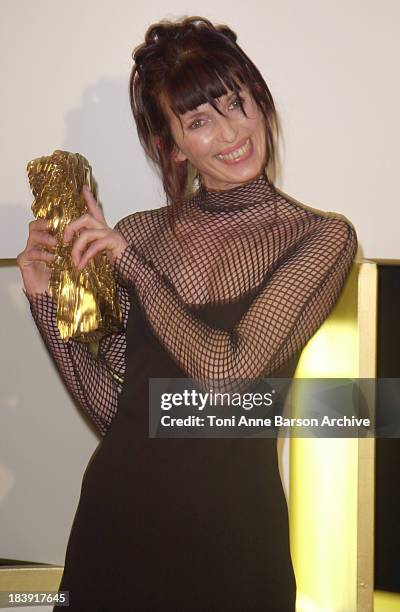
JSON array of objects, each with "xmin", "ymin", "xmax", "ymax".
[{"xmin": 24, "ymin": 290, "xmax": 121, "ymax": 435}]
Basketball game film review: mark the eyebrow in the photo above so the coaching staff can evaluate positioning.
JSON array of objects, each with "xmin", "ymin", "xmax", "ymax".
[
  {"xmin": 183, "ymin": 108, "xmax": 207, "ymax": 120},
  {"xmin": 182, "ymin": 91, "xmax": 241, "ymax": 120}
]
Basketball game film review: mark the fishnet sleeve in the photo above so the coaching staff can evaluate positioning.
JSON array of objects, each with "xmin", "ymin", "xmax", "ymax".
[
  {"xmin": 24, "ymin": 276, "xmax": 130, "ymax": 436},
  {"xmin": 113, "ymin": 215, "xmax": 357, "ymax": 393}
]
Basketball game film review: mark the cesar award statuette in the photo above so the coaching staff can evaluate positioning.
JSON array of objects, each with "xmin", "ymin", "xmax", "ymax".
[{"xmin": 27, "ymin": 150, "xmax": 123, "ymax": 343}]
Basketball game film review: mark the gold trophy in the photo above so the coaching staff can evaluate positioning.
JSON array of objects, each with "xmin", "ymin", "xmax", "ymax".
[{"xmin": 27, "ymin": 150, "xmax": 123, "ymax": 343}]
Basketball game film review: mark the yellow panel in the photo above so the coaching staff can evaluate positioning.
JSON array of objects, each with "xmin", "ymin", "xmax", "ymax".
[
  {"xmin": 289, "ymin": 263, "xmax": 377, "ymax": 612},
  {"xmin": 374, "ymin": 590, "xmax": 400, "ymax": 612}
]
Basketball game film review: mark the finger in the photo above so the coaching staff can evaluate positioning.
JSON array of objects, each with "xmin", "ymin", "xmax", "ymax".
[
  {"xmin": 77, "ymin": 237, "xmax": 110, "ymax": 270},
  {"xmin": 29, "ymin": 218, "xmax": 51, "ymax": 231},
  {"xmin": 63, "ymin": 214, "xmax": 104, "ymax": 244},
  {"xmin": 19, "ymin": 248, "xmax": 56, "ymax": 266},
  {"xmin": 28, "ymin": 230, "xmax": 57, "ymax": 249},
  {"xmin": 71, "ymin": 228, "xmax": 108, "ymax": 266},
  {"xmin": 82, "ymin": 185, "xmax": 106, "ymax": 224}
]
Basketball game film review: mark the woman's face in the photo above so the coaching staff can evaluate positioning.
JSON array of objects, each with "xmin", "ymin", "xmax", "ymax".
[{"xmin": 160, "ymin": 86, "xmax": 267, "ymax": 191}]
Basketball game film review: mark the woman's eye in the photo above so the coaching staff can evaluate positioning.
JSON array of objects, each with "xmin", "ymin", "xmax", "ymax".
[
  {"xmin": 229, "ymin": 96, "xmax": 245, "ymax": 110},
  {"xmin": 189, "ymin": 118, "xmax": 206, "ymax": 130}
]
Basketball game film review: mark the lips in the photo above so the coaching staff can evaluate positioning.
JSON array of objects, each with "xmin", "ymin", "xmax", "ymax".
[
  {"xmin": 215, "ymin": 138, "xmax": 253, "ymax": 163},
  {"xmin": 217, "ymin": 137, "xmax": 250, "ymax": 156}
]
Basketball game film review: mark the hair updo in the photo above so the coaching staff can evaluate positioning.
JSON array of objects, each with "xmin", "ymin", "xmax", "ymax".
[{"xmin": 130, "ymin": 16, "xmax": 280, "ymax": 211}]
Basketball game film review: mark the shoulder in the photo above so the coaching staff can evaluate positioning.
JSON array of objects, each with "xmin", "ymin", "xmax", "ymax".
[{"xmin": 274, "ymin": 184, "xmax": 358, "ymax": 252}]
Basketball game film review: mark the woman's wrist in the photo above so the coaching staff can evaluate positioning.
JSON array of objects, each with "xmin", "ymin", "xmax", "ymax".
[
  {"xmin": 18, "ymin": 267, "xmax": 51, "ymax": 298},
  {"xmin": 112, "ymin": 243, "xmax": 149, "ymax": 292},
  {"xmin": 22, "ymin": 287, "xmax": 54, "ymax": 310},
  {"xmin": 112, "ymin": 242, "xmax": 163, "ymax": 309},
  {"xmin": 22, "ymin": 285, "xmax": 52, "ymax": 300}
]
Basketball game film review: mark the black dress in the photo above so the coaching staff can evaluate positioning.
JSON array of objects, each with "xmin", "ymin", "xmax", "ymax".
[
  {"xmin": 53, "ymin": 289, "xmax": 297, "ymax": 611},
  {"xmin": 25, "ymin": 172, "xmax": 357, "ymax": 611}
]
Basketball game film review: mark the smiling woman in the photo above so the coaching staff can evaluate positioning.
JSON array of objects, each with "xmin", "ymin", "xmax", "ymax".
[{"xmin": 17, "ymin": 15, "xmax": 358, "ymax": 612}]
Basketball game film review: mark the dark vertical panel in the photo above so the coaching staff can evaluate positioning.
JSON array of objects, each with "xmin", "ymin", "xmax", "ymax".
[{"xmin": 375, "ymin": 265, "xmax": 400, "ymax": 592}]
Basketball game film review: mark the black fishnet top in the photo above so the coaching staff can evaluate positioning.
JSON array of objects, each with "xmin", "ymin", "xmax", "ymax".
[{"xmin": 24, "ymin": 172, "xmax": 358, "ymax": 436}]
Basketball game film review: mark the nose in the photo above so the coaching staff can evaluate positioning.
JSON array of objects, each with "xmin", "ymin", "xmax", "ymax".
[{"xmin": 216, "ymin": 114, "xmax": 238, "ymax": 143}]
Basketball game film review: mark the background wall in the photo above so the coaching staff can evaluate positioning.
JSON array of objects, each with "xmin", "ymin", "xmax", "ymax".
[
  {"xmin": 1, "ymin": 0, "xmax": 399, "ymax": 571},
  {"xmin": 2, "ymin": 0, "xmax": 399, "ymax": 259}
]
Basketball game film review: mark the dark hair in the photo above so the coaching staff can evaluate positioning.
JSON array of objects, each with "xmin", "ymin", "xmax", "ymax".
[{"xmin": 130, "ymin": 16, "xmax": 280, "ymax": 216}]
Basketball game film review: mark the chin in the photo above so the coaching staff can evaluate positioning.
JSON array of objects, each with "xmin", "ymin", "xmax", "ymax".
[{"xmin": 223, "ymin": 162, "xmax": 264, "ymax": 183}]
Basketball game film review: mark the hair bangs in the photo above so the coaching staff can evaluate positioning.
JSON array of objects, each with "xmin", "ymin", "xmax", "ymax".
[{"xmin": 164, "ymin": 54, "xmax": 248, "ymax": 118}]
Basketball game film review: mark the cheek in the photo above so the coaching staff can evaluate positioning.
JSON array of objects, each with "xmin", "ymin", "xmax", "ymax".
[
  {"xmin": 250, "ymin": 110, "xmax": 264, "ymax": 131},
  {"xmin": 186, "ymin": 131, "xmax": 215, "ymax": 158},
  {"xmin": 244, "ymin": 100, "xmax": 265, "ymax": 129},
  {"xmin": 249, "ymin": 113, "xmax": 267, "ymax": 145}
]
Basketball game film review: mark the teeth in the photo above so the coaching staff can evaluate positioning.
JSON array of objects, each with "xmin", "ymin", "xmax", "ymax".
[{"xmin": 216, "ymin": 139, "xmax": 250, "ymax": 161}]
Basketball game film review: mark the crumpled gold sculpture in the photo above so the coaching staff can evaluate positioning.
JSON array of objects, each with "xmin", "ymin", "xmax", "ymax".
[{"xmin": 27, "ymin": 150, "xmax": 123, "ymax": 343}]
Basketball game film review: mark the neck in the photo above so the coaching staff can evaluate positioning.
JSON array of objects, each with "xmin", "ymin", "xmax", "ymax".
[
  {"xmin": 191, "ymin": 170, "xmax": 276, "ymax": 213},
  {"xmin": 201, "ymin": 171, "xmax": 265, "ymax": 194}
]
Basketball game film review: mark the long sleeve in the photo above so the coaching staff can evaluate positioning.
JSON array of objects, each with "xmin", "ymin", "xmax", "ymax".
[
  {"xmin": 24, "ymin": 278, "xmax": 130, "ymax": 436},
  {"xmin": 112, "ymin": 213, "xmax": 358, "ymax": 394}
]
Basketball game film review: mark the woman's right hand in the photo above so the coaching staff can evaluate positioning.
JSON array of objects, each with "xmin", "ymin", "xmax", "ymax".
[{"xmin": 16, "ymin": 218, "xmax": 57, "ymax": 296}]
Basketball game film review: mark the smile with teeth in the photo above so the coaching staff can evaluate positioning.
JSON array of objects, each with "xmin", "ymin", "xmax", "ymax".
[{"xmin": 216, "ymin": 139, "xmax": 251, "ymax": 161}]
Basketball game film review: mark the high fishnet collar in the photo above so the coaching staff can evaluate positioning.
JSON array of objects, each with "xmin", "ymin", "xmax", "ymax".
[{"xmin": 191, "ymin": 171, "xmax": 277, "ymax": 212}]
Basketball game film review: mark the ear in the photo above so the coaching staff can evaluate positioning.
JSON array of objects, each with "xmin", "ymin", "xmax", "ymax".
[
  {"xmin": 171, "ymin": 145, "xmax": 187, "ymax": 163},
  {"xmin": 154, "ymin": 135, "xmax": 187, "ymax": 162}
]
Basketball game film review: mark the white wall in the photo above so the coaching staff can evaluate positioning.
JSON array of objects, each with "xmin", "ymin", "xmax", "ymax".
[
  {"xmin": 1, "ymin": 0, "xmax": 399, "ymax": 259},
  {"xmin": 0, "ymin": 264, "xmax": 99, "ymax": 564},
  {"xmin": 1, "ymin": 0, "xmax": 399, "ymax": 567}
]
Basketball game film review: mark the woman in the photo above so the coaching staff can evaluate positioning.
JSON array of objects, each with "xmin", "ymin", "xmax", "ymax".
[{"xmin": 17, "ymin": 16, "xmax": 357, "ymax": 611}]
